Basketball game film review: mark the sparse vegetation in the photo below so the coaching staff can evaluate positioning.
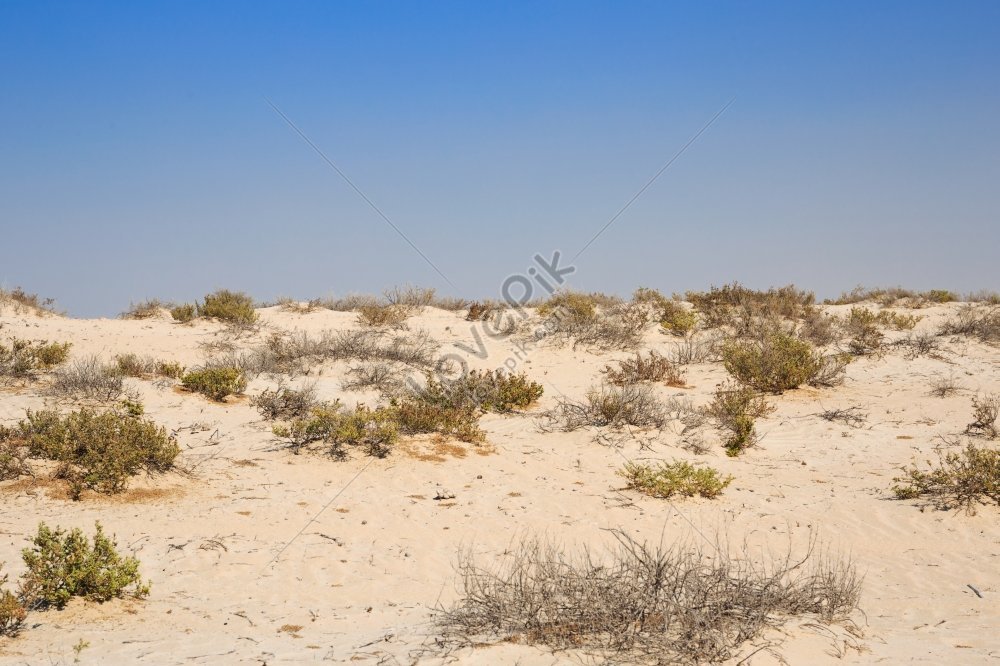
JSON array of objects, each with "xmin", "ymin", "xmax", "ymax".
[
  {"xmin": 272, "ymin": 403, "xmax": 400, "ymax": 458},
  {"xmin": 928, "ymin": 375, "xmax": 961, "ymax": 398},
  {"xmin": 411, "ymin": 370, "xmax": 544, "ymax": 413},
  {"xmin": 169, "ymin": 303, "xmax": 196, "ymax": 323},
  {"xmin": 1, "ymin": 404, "xmax": 178, "ymax": 498},
  {"xmin": 341, "ymin": 362, "xmax": 404, "ymax": 394},
  {"xmin": 0, "ymin": 338, "xmax": 71, "ymax": 380},
  {"xmin": 466, "ymin": 301, "xmax": 501, "ymax": 322},
  {"xmin": 705, "ymin": 383, "xmax": 775, "ymax": 456},
  {"xmin": 938, "ymin": 305, "xmax": 1000, "ymax": 344},
  {"xmin": 892, "ymin": 441, "xmax": 999, "ymax": 513},
  {"xmin": 0, "ymin": 287, "xmax": 57, "ymax": 314},
  {"xmin": 197, "ymin": 289, "xmax": 258, "ymax": 326},
  {"xmin": 817, "ymin": 406, "xmax": 867, "ymax": 428},
  {"xmin": 828, "ymin": 286, "xmax": 957, "ymax": 307},
  {"xmin": 21, "ymin": 522, "xmax": 150, "ymax": 608},
  {"xmin": 48, "ymin": 356, "xmax": 131, "ymax": 402},
  {"xmin": 966, "ymin": 394, "xmax": 999, "ymax": 438},
  {"xmin": 535, "ymin": 295, "xmax": 648, "ymax": 351},
  {"xmin": 686, "ymin": 283, "xmax": 814, "ymax": 330},
  {"xmin": 437, "ymin": 531, "xmax": 861, "ymax": 664},
  {"xmin": 602, "ymin": 351, "xmax": 685, "ymax": 387},
  {"xmin": 540, "ymin": 384, "xmax": 666, "ymax": 432},
  {"xmin": 722, "ymin": 329, "xmax": 843, "ymax": 393},
  {"xmin": 383, "ymin": 285, "xmax": 436, "ymax": 309},
  {"xmin": 358, "ymin": 303, "xmax": 411, "ymax": 328},
  {"xmin": 181, "ymin": 367, "xmax": 247, "ymax": 401},
  {"xmin": 251, "ymin": 383, "xmax": 319, "ymax": 420},
  {"xmin": 632, "ymin": 288, "xmax": 697, "ymax": 335},
  {"xmin": 618, "ymin": 461, "xmax": 732, "ymax": 499},
  {"xmin": 121, "ymin": 299, "xmax": 166, "ymax": 319}
]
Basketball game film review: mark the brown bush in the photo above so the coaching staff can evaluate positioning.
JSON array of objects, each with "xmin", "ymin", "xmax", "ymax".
[{"xmin": 602, "ymin": 351, "xmax": 685, "ymax": 387}]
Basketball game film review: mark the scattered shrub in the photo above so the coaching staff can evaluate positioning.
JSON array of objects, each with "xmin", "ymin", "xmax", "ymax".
[
  {"xmin": 114, "ymin": 353, "xmax": 154, "ymax": 377},
  {"xmin": 602, "ymin": 351, "xmax": 685, "ymax": 387},
  {"xmin": 0, "ymin": 338, "xmax": 71, "ymax": 379},
  {"xmin": 170, "ymin": 303, "xmax": 196, "ymax": 323},
  {"xmin": 316, "ymin": 294, "xmax": 379, "ymax": 311},
  {"xmin": 342, "ymin": 362, "xmax": 404, "ymax": 394},
  {"xmin": 704, "ymin": 383, "xmax": 774, "ymax": 456},
  {"xmin": 8, "ymin": 405, "xmax": 178, "ymax": 498},
  {"xmin": 799, "ymin": 307, "xmax": 840, "ymax": 346},
  {"xmin": 181, "ymin": 367, "xmax": 247, "ymax": 401},
  {"xmin": 154, "ymin": 360, "xmax": 185, "ymax": 379},
  {"xmin": 938, "ymin": 305, "xmax": 1000, "ymax": 344},
  {"xmin": 273, "ymin": 403, "xmax": 399, "ymax": 458},
  {"xmin": 466, "ymin": 301, "xmax": 501, "ymax": 322},
  {"xmin": 722, "ymin": 330, "xmax": 835, "ymax": 393},
  {"xmin": 966, "ymin": 394, "xmax": 999, "ymax": 439},
  {"xmin": 0, "ymin": 565, "xmax": 26, "ymax": 636},
  {"xmin": 412, "ymin": 370, "xmax": 544, "ymax": 413},
  {"xmin": 817, "ymin": 406, "xmax": 867, "ymax": 428},
  {"xmin": 0, "ymin": 287, "xmax": 57, "ymax": 314},
  {"xmin": 251, "ymin": 383, "xmax": 319, "ymax": 420},
  {"xmin": 384, "ymin": 285, "xmax": 435, "ymax": 308},
  {"xmin": 541, "ymin": 384, "xmax": 666, "ymax": 432},
  {"xmin": 536, "ymin": 291, "xmax": 600, "ymax": 321},
  {"xmin": 21, "ymin": 522, "xmax": 149, "ymax": 609},
  {"xmin": 358, "ymin": 303, "xmax": 410, "ymax": 328},
  {"xmin": 670, "ymin": 335, "xmax": 719, "ymax": 365},
  {"xmin": 389, "ymin": 397, "xmax": 485, "ymax": 443},
  {"xmin": 121, "ymin": 299, "xmax": 166, "ymax": 319},
  {"xmin": 686, "ymin": 283, "xmax": 814, "ymax": 329},
  {"xmin": 48, "ymin": 356, "xmax": 130, "ymax": 401},
  {"xmin": 619, "ymin": 461, "xmax": 732, "ymax": 499},
  {"xmin": 928, "ymin": 375, "xmax": 961, "ymax": 398},
  {"xmin": 197, "ymin": 289, "xmax": 258, "ymax": 326},
  {"xmin": 536, "ymin": 299, "xmax": 648, "ymax": 351},
  {"xmin": 632, "ymin": 288, "xmax": 697, "ymax": 335},
  {"xmin": 892, "ymin": 441, "xmax": 999, "ymax": 513},
  {"xmin": 437, "ymin": 531, "xmax": 861, "ymax": 664}
]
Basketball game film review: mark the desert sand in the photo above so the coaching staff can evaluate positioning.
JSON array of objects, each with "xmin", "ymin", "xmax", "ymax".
[{"xmin": 0, "ymin": 298, "xmax": 997, "ymax": 665}]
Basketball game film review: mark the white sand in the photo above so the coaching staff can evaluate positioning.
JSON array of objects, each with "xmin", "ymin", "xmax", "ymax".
[{"xmin": 0, "ymin": 302, "xmax": 997, "ymax": 664}]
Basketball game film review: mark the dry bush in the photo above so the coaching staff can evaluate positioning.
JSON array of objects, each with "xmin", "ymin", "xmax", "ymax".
[
  {"xmin": 389, "ymin": 398, "xmax": 485, "ymax": 443},
  {"xmin": 0, "ymin": 287, "xmax": 57, "ymax": 314},
  {"xmin": 632, "ymin": 288, "xmax": 697, "ymax": 336},
  {"xmin": 181, "ymin": 367, "xmax": 247, "ymax": 401},
  {"xmin": 892, "ymin": 440, "xmax": 999, "ymax": 513},
  {"xmin": 669, "ymin": 335, "xmax": 719, "ymax": 365},
  {"xmin": 799, "ymin": 307, "xmax": 841, "ymax": 346},
  {"xmin": 540, "ymin": 384, "xmax": 667, "ymax": 432},
  {"xmin": 619, "ymin": 461, "xmax": 732, "ymax": 499},
  {"xmin": 437, "ymin": 531, "xmax": 861, "ymax": 664},
  {"xmin": 170, "ymin": 303, "xmax": 196, "ymax": 323},
  {"xmin": 722, "ymin": 329, "xmax": 844, "ymax": 393},
  {"xmin": 410, "ymin": 370, "xmax": 544, "ymax": 413},
  {"xmin": 705, "ymin": 383, "xmax": 774, "ymax": 456},
  {"xmin": 48, "ymin": 356, "xmax": 132, "ymax": 402},
  {"xmin": 342, "ymin": 362, "xmax": 405, "ymax": 394},
  {"xmin": 828, "ymin": 286, "xmax": 957, "ymax": 308},
  {"xmin": 928, "ymin": 375, "xmax": 962, "ymax": 398},
  {"xmin": 0, "ymin": 338, "xmax": 71, "ymax": 381},
  {"xmin": 602, "ymin": 351, "xmax": 685, "ymax": 387},
  {"xmin": 384, "ymin": 284, "xmax": 436, "ymax": 308},
  {"xmin": 358, "ymin": 303, "xmax": 411, "ymax": 328},
  {"xmin": 316, "ymin": 293, "xmax": 379, "ymax": 311},
  {"xmin": 120, "ymin": 299, "xmax": 167, "ymax": 319},
  {"xmin": 686, "ymin": 283, "xmax": 814, "ymax": 330},
  {"xmin": 817, "ymin": 406, "xmax": 867, "ymax": 428},
  {"xmin": 114, "ymin": 354, "xmax": 182, "ymax": 379},
  {"xmin": 197, "ymin": 289, "xmax": 258, "ymax": 326},
  {"xmin": 894, "ymin": 332, "xmax": 947, "ymax": 360},
  {"xmin": 966, "ymin": 394, "xmax": 999, "ymax": 439},
  {"xmin": 966, "ymin": 290, "xmax": 1000, "ymax": 304},
  {"xmin": 466, "ymin": 300, "xmax": 501, "ymax": 321},
  {"xmin": 0, "ymin": 565, "xmax": 27, "ymax": 636},
  {"xmin": 275, "ymin": 297, "xmax": 322, "ymax": 314},
  {"xmin": 938, "ymin": 305, "xmax": 1000, "ymax": 344},
  {"xmin": 3, "ymin": 404, "xmax": 178, "ymax": 498},
  {"xmin": 536, "ymin": 299, "xmax": 648, "ymax": 351},
  {"xmin": 431, "ymin": 296, "xmax": 471, "ymax": 311},
  {"xmin": 251, "ymin": 383, "xmax": 319, "ymax": 420}
]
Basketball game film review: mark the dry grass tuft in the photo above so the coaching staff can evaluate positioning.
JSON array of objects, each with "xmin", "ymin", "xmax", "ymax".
[
  {"xmin": 540, "ymin": 384, "xmax": 667, "ymax": 432},
  {"xmin": 602, "ymin": 351, "xmax": 685, "ymax": 387}
]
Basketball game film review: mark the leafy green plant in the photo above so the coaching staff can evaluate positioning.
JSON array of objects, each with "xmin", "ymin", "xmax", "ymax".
[
  {"xmin": 892, "ymin": 442, "xmax": 999, "ymax": 513},
  {"xmin": 21, "ymin": 522, "xmax": 149, "ymax": 609},
  {"xmin": 273, "ymin": 402, "xmax": 399, "ymax": 458},
  {"xmin": 10, "ymin": 405, "xmax": 179, "ymax": 498},
  {"xmin": 181, "ymin": 367, "xmax": 247, "ymax": 401},
  {"xmin": 704, "ymin": 383, "xmax": 774, "ymax": 456},
  {"xmin": 197, "ymin": 289, "xmax": 258, "ymax": 325},
  {"xmin": 619, "ymin": 461, "xmax": 732, "ymax": 499},
  {"xmin": 414, "ymin": 370, "xmax": 544, "ymax": 413},
  {"xmin": 722, "ymin": 330, "xmax": 828, "ymax": 393},
  {"xmin": 633, "ymin": 287, "xmax": 698, "ymax": 335},
  {"xmin": 0, "ymin": 338, "xmax": 71, "ymax": 379}
]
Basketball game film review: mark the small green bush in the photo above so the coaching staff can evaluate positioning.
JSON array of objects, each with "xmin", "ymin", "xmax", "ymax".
[
  {"xmin": 722, "ymin": 330, "xmax": 824, "ymax": 393},
  {"xmin": 273, "ymin": 403, "xmax": 400, "ymax": 458},
  {"xmin": 155, "ymin": 360, "xmax": 185, "ymax": 379},
  {"xmin": 892, "ymin": 442, "xmax": 999, "ymax": 513},
  {"xmin": 537, "ymin": 291, "xmax": 599, "ymax": 322},
  {"xmin": 414, "ymin": 371, "xmax": 544, "ymax": 413},
  {"xmin": 704, "ymin": 383, "xmax": 774, "ymax": 456},
  {"xmin": 21, "ymin": 522, "xmax": 149, "ymax": 609},
  {"xmin": 197, "ymin": 289, "xmax": 258, "ymax": 325},
  {"xmin": 181, "ymin": 367, "xmax": 247, "ymax": 401},
  {"xmin": 10, "ymin": 406, "xmax": 179, "ymax": 498},
  {"xmin": 389, "ymin": 398, "xmax": 485, "ymax": 443},
  {"xmin": 632, "ymin": 288, "xmax": 698, "ymax": 335},
  {"xmin": 170, "ymin": 303, "xmax": 196, "ymax": 323},
  {"xmin": 619, "ymin": 461, "xmax": 732, "ymax": 499},
  {"xmin": 0, "ymin": 338, "xmax": 71, "ymax": 379}
]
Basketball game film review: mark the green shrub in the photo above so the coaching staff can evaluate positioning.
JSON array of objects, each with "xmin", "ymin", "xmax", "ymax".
[
  {"xmin": 154, "ymin": 360, "xmax": 185, "ymax": 379},
  {"xmin": 926, "ymin": 289, "xmax": 957, "ymax": 303},
  {"xmin": 892, "ymin": 442, "xmax": 999, "ymax": 513},
  {"xmin": 0, "ymin": 565, "xmax": 26, "ymax": 636},
  {"xmin": 197, "ymin": 289, "xmax": 258, "ymax": 325},
  {"xmin": 21, "ymin": 522, "xmax": 149, "ymax": 609},
  {"xmin": 0, "ymin": 338, "xmax": 71, "ymax": 379},
  {"xmin": 273, "ymin": 403, "xmax": 400, "ymax": 458},
  {"xmin": 619, "ymin": 461, "xmax": 732, "ymax": 499},
  {"xmin": 686, "ymin": 283, "xmax": 814, "ymax": 329},
  {"xmin": 704, "ymin": 383, "xmax": 774, "ymax": 456},
  {"xmin": 602, "ymin": 351, "xmax": 685, "ymax": 387},
  {"xmin": 414, "ymin": 371, "xmax": 544, "ymax": 413},
  {"xmin": 722, "ymin": 330, "xmax": 825, "ymax": 393},
  {"xmin": 10, "ymin": 406, "xmax": 179, "ymax": 498},
  {"xmin": 181, "ymin": 367, "xmax": 247, "ymax": 401},
  {"xmin": 0, "ymin": 287, "xmax": 57, "ymax": 314},
  {"xmin": 170, "ymin": 303, "xmax": 196, "ymax": 323},
  {"xmin": 537, "ymin": 291, "xmax": 599, "ymax": 322}
]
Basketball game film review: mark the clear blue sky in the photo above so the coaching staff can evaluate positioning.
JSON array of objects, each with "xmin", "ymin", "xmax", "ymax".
[{"xmin": 1, "ymin": 1, "xmax": 997, "ymax": 316}]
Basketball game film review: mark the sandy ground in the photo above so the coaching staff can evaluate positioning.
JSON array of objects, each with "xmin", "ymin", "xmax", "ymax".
[{"xmin": 0, "ymin": 302, "xmax": 997, "ymax": 665}]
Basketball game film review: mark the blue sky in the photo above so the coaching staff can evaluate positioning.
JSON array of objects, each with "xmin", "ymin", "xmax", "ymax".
[{"xmin": 1, "ymin": 1, "xmax": 997, "ymax": 316}]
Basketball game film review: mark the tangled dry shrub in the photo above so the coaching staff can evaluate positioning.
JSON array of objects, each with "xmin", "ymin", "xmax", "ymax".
[
  {"xmin": 966, "ymin": 394, "xmax": 999, "ymax": 439},
  {"xmin": 437, "ymin": 531, "xmax": 861, "ymax": 664},
  {"xmin": 670, "ymin": 335, "xmax": 720, "ymax": 365},
  {"xmin": 357, "ymin": 303, "xmax": 412, "ymax": 328},
  {"xmin": 0, "ymin": 338, "xmax": 71, "ymax": 380},
  {"xmin": 410, "ymin": 370, "xmax": 544, "ymax": 413},
  {"xmin": 384, "ymin": 285, "xmax": 436, "ymax": 308},
  {"xmin": 536, "ymin": 298, "xmax": 648, "ymax": 351},
  {"xmin": 3, "ymin": 404, "xmax": 178, "ymax": 498},
  {"xmin": 181, "ymin": 367, "xmax": 247, "ymax": 401},
  {"xmin": 722, "ymin": 330, "xmax": 844, "ymax": 393},
  {"xmin": 112, "ymin": 354, "xmax": 185, "ymax": 379},
  {"xmin": 602, "ymin": 350, "xmax": 685, "ymax": 387},
  {"xmin": 197, "ymin": 289, "xmax": 258, "ymax": 326},
  {"xmin": 938, "ymin": 305, "xmax": 1000, "ymax": 344},
  {"xmin": 540, "ymin": 384, "xmax": 667, "ymax": 432},
  {"xmin": 704, "ymin": 383, "xmax": 775, "ymax": 456},
  {"xmin": 619, "ymin": 461, "xmax": 732, "ymax": 499},
  {"xmin": 799, "ymin": 307, "xmax": 841, "ymax": 346},
  {"xmin": 0, "ymin": 287, "xmax": 57, "ymax": 315},
  {"xmin": 251, "ymin": 383, "xmax": 319, "ymax": 420},
  {"xmin": 892, "ymin": 440, "xmax": 999, "ymax": 513},
  {"xmin": 120, "ymin": 299, "xmax": 167, "ymax": 320},
  {"xmin": 21, "ymin": 522, "xmax": 149, "ymax": 609},
  {"xmin": 466, "ymin": 301, "xmax": 501, "ymax": 322},
  {"xmin": 316, "ymin": 293, "xmax": 379, "ymax": 311},
  {"xmin": 342, "ymin": 362, "xmax": 405, "ymax": 394},
  {"xmin": 48, "ymin": 356, "xmax": 132, "ymax": 402},
  {"xmin": 632, "ymin": 288, "xmax": 697, "ymax": 335},
  {"xmin": 829, "ymin": 286, "xmax": 957, "ymax": 308},
  {"xmin": 686, "ymin": 283, "xmax": 814, "ymax": 330}
]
